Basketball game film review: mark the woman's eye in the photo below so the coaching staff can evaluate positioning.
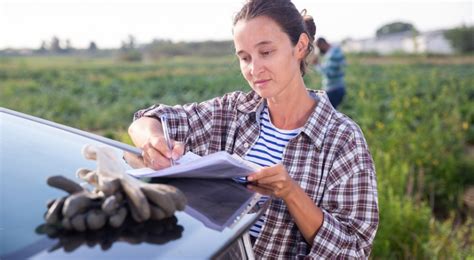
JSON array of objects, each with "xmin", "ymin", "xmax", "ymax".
[{"xmin": 261, "ymin": 50, "xmax": 272, "ymax": 56}]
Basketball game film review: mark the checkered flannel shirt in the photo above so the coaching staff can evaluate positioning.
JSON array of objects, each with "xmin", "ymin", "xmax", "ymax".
[{"xmin": 134, "ymin": 90, "xmax": 379, "ymax": 259}]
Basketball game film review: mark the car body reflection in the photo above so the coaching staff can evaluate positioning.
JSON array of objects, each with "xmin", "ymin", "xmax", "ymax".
[{"xmin": 1, "ymin": 108, "xmax": 268, "ymax": 259}]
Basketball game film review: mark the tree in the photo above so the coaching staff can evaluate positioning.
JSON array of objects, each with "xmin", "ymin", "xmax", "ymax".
[
  {"xmin": 127, "ymin": 35, "xmax": 136, "ymax": 49},
  {"xmin": 444, "ymin": 25, "xmax": 474, "ymax": 53},
  {"xmin": 88, "ymin": 41, "xmax": 98, "ymax": 52},
  {"xmin": 119, "ymin": 35, "xmax": 142, "ymax": 62},
  {"xmin": 120, "ymin": 35, "xmax": 137, "ymax": 50},
  {"xmin": 376, "ymin": 22, "xmax": 418, "ymax": 38},
  {"xmin": 50, "ymin": 36, "xmax": 62, "ymax": 52},
  {"xmin": 65, "ymin": 39, "xmax": 73, "ymax": 52},
  {"xmin": 38, "ymin": 40, "xmax": 48, "ymax": 53}
]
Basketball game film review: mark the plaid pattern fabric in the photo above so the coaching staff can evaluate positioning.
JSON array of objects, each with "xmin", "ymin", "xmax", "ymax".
[{"xmin": 134, "ymin": 90, "xmax": 379, "ymax": 259}]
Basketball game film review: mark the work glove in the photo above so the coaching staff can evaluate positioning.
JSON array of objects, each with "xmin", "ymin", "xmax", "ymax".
[{"xmin": 43, "ymin": 144, "xmax": 187, "ymax": 232}]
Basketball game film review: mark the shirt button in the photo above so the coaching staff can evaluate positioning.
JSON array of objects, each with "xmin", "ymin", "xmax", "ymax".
[{"xmin": 244, "ymin": 143, "xmax": 249, "ymax": 148}]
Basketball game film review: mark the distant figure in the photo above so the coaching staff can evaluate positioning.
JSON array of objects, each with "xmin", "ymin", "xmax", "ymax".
[{"xmin": 314, "ymin": 37, "xmax": 346, "ymax": 109}]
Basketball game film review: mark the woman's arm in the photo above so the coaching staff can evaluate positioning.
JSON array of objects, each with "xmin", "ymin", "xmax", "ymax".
[
  {"xmin": 247, "ymin": 128, "xmax": 378, "ymax": 258},
  {"xmin": 129, "ymin": 91, "xmax": 256, "ymax": 169},
  {"xmin": 128, "ymin": 117, "xmax": 163, "ymax": 148},
  {"xmin": 248, "ymin": 164, "xmax": 378, "ymax": 258},
  {"xmin": 284, "ymin": 182, "xmax": 324, "ymax": 243},
  {"xmin": 247, "ymin": 164, "xmax": 324, "ymax": 244}
]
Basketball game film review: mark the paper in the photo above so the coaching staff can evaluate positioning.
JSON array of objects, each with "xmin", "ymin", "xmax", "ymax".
[{"xmin": 126, "ymin": 151, "xmax": 261, "ymax": 179}]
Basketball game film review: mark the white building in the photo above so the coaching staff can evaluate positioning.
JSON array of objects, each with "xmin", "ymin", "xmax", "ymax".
[
  {"xmin": 415, "ymin": 30, "xmax": 454, "ymax": 54},
  {"xmin": 342, "ymin": 30, "xmax": 454, "ymax": 55}
]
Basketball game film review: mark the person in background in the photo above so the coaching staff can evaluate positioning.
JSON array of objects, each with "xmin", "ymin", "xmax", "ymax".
[
  {"xmin": 314, "ymin": 37, "xmax": 346, "ymax": 109},
  {"xmin": 128, "ymin": 0, "xmax": 378, "ymax": 258}
]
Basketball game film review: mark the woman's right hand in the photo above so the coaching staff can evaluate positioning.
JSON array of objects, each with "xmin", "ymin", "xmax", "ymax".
[
  {"xmin": 141, "ymin": 135, "xmax": 185, "ymax": 170},
  {"xmin": 128, "ymin": 117, "xmax": 185, "ymax": 170}
]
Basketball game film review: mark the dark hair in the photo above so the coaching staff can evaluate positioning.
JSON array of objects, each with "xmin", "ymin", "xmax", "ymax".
[
  {"xmin": 233, "ymin": 0, "xmax": 316, "ymax": 76},
  {"xmin": 316, "ymin": 37, "xmax": 327, "ymax": 45}
]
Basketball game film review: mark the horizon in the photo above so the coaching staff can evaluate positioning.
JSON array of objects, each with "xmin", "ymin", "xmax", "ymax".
[{"xmin": 0, "ymin": 0, "xmax": 472, "ymax": 50}]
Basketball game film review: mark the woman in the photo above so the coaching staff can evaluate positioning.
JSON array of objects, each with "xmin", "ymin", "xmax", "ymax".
[{"xmin": 128, "ymin": 0, "xmax": 379, "ymax": 258}]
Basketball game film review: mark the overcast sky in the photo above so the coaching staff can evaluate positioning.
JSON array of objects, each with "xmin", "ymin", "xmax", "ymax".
[{"xmin": 0, "ymin": 0, "xmax": 472, "ymax": 49}]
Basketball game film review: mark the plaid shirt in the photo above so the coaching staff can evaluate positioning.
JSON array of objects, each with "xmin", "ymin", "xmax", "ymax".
[{"xmin": 134, "ymin": 90, "xmax": 379, "ymax": 259}]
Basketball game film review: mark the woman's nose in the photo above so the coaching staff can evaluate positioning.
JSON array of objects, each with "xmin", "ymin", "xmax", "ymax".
[{"xmin": 250, "ymin": 58, "xmax": 264, "ymax": 76}]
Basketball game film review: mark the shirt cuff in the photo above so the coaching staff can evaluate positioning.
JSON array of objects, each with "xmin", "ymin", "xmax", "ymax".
[
  {"xmin": 309, "ymin": 209, "xmax": 353, "ymax": 257},
  {"xmin": 133, "ymin": 104, "xmax": 190, "ymax": 142}
]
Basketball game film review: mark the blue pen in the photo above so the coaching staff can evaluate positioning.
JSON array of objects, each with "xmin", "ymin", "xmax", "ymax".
[{"xmin": 160, "ymin": 115, "xmax": 175, "ymax": 166}]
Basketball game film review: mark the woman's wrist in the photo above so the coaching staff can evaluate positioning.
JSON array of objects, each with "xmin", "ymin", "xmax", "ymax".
[{"xmin": 282, "ymin": 179, "xmax": 302, "ymax": 202}]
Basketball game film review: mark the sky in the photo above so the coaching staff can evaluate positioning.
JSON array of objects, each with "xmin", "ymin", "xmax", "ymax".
[{"xmin": 0, "ymin": 0, "xmax": 472, "ymax": 49}]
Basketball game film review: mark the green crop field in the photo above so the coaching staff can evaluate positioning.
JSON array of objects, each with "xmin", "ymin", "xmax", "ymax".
[{"xmin": 1, "ymin": 55, "xmax": 473, "ymax": 258}]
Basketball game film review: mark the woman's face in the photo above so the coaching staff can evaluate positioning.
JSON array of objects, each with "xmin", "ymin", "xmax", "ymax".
[{"xmin": 233, "ymin": 16, "xmax": 305, "ymax": 99}]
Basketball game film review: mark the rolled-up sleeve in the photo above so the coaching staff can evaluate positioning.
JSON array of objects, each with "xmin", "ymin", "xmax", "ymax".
[
  {"xmin": 133, "ymin": 103, "xmax": 194, "ymax": 143},
  {"xmin": 310, "ymin": 169, "xmax": 379, "ymax": 258},
  {"xmin": 133, "ymin": 101, "xmax": 219, "ymax": 156},
  {"xmin": 308, "ymin": 126, "xmax": 379, "ymax": 258},
  {"xmin": 132, "ymin": 91, "xmax": 249, "ymax": 155}
]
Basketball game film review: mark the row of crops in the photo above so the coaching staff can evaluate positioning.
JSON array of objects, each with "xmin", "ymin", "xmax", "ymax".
[{"xmin": 1, "ymin": 55, "xmax": 473, "ymax": 258}]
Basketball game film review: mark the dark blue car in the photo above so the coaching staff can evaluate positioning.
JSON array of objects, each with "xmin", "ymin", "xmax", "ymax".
[{"xmin": 0, "ymin": 108, "xmax": 266, "ymax": 259}]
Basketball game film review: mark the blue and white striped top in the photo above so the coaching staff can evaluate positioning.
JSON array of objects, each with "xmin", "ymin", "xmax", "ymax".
[{"xmin": 244, "ymin": 105, "xmax": 301, "ymax": 238}]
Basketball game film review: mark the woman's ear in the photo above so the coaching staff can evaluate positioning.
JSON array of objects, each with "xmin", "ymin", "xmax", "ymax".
[{"xmin": 295, "ymin": 33, "xmax": 310, "ymax": 59}]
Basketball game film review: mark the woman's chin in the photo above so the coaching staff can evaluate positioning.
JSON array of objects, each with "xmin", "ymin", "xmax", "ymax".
[
  {"xmin": 255, "ymin": 91, "xmax": 272, "ymax": 99},
  {"xmin": 252, "ymin": 87, "xmax": 273, "ymax": 99}
]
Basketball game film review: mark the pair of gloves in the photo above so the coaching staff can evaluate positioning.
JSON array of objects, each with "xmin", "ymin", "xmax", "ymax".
[{"xmin": 44, "ymin": 144, "xmax": 187, "ymax": 231}]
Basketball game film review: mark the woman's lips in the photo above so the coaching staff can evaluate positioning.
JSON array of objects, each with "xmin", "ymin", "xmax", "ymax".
[{"xmin": 254, "ymin": 79, "xmax": 271, "ymax": 87}]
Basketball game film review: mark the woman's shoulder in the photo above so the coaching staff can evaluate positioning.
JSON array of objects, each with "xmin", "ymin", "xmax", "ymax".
[
  {"xmin": 219, "ymin": 90, "xmax": 260, "ymax": 102},
  {"xmin": 308, "ymin": 90, "xmax": 363, "ymax": 139},
  {"xmin": 323, "ymin": 109, "xmax": 375, "ymax": 182},
  {"xmin": 332, "ymin": 111, "xmax": 363, "ymax": 134},
  {"xmin": 329, "ymin": 111, "xmax": 374, "ymax": 169},
  {"xmin": 305, "ymin": 90, "xmax": 368, "ymax": 149},
  {"xmin": 327, "ymin": 110, "xmax": 369, "ymax": 151},
  {"xmin": 211, "ymin": 90, "xmax": 261, "ymax": 111}
]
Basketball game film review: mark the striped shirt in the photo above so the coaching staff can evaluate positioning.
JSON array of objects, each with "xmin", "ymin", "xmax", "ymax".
[
  {"xmin": 244, "ymin": 106, "xmax": 301, "ymax": 238},
  {"xmin": 134, "ymin": 90, "xmax": 378, "ymax": 258}
]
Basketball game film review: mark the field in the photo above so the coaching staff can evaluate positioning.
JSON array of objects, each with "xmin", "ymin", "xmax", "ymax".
[{"xmin": 1, "ymin": 54, "xmax": 473, "ymax": 258}]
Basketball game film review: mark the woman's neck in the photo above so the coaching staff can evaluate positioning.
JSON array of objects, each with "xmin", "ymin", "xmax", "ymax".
[{"xmin": 266, "ymin": 86, "xmax": 316, "ymax": 130}]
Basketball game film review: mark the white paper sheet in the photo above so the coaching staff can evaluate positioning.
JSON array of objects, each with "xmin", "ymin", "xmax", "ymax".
[{"xmin": 126, "ymin": 151, "xmax": 261, "ymax": 178}]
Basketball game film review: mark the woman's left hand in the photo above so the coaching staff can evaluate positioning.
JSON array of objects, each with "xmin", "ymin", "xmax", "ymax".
[{"xmin": 246, "ymin": 164, "xmax": 297, "ymax": 200}]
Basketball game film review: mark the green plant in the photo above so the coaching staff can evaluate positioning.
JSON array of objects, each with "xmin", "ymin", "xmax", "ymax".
[{"xmin": 1, "ymin": 55, "xmax": 473, "ymax": 258}]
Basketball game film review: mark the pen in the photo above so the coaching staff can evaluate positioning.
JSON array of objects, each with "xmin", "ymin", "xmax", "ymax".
[{"xmin": 160, "ymin": 115, "xmax": 175, "ymax": 166}]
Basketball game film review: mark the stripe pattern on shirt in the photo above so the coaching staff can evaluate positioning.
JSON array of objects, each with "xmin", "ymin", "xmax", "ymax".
[{"xmin": 244, "ymin": 106, "xmax": 301, "ymax": 238}]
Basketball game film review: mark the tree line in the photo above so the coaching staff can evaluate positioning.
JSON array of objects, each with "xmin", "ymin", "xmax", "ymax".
[
  {"xmin": 37, "ymin": 36, "xmax": 98, "ymax": 54},
  {"xmin": 2, "ymin": 23, "xmax": 471, "ymax": 58}
]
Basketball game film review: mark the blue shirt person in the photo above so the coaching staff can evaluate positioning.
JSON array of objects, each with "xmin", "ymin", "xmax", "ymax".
[{"xmin": 314, "ymin": 37, "xmax": 346, "ymax": 109}]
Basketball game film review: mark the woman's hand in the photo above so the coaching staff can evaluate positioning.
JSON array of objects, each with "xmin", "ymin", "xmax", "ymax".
[
  {"xmin": 248, "ymin": 163, "xmax": 324, "ymax": 244},
  {"xmin": 141, "ymin": 135, "xmax": 185, "ymax": 170},
  {"xmin": 246, "ymin": 164, "xmax": 298, "ymax": 200},
  {"xmin": 128, "ymin": 117, "xmax": 185, "ymax": 170}
]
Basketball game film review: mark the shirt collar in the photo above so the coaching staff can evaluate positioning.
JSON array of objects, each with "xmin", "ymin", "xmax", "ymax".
[
  {"xmin": 302, "ymin": 90, "xmax": 335, "ymax": 150},
  {"xmin": 237, "ymin": 91, "xmax": 263, "ymax": 114},
  {"xmin": 237, "ymin": 89, "xmax": 334, "ymax": 150}
]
